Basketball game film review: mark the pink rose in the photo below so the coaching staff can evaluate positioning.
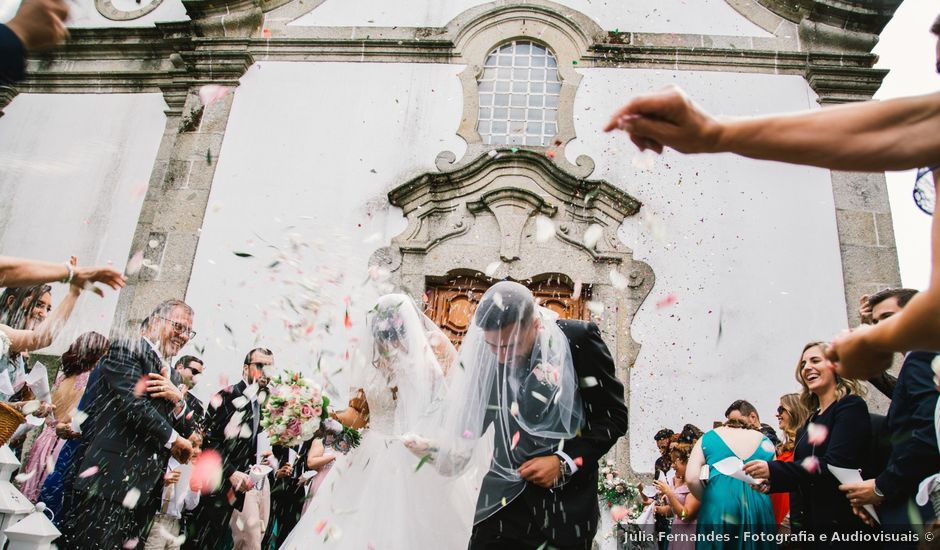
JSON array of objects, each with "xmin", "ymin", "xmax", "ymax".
[
  {"xmin": 312, "ymin": 406, "xmax": 322, "ymax": 417},
  {"xmin": 300, "ymin": 405, "xmax": 315, "ymax": 418},
  {"xmin": 286, "ymin": 419, "xmax": 302, "ymax": 437}
]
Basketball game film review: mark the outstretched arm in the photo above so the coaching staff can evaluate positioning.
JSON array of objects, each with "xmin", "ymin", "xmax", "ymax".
[
  {"xmin": 0, "ymin": 256, "xmax": 126, "ymax": 290},
  {"xmin": 605, "ymin": 86, "xmax": 940, "ymax": 171}
]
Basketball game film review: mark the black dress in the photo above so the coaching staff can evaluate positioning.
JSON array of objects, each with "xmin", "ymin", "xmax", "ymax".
[{"xmin": 768, "ymin": 394, "xmax": 878, "ymax": 548}]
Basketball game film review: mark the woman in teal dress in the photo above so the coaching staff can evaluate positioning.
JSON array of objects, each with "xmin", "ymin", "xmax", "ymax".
[{"xmin": 686, "ymin": 419, "xmax": 776, "ymax": 549}]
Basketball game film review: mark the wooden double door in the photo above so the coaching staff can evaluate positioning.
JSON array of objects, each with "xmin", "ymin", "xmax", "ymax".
[{"xmin": 424, "ymin": 274, "xmax": 590, "ymax": 348}]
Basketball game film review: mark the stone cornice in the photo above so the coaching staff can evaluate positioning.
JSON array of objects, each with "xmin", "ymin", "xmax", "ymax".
[{"xmin": 6, "ymin": 21, "xmax": 886, "ymax": 107}]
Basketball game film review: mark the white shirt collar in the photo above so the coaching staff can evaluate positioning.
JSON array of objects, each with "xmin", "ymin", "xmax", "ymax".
[{"xmin": 143, "ymin": 337, "xmax": 164, "ymax": 361}]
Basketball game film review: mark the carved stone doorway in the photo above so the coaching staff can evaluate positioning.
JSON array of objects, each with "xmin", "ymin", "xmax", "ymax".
[{"xmin": 425, "ymin": 272, "xmax": 590, "ymax": 347}]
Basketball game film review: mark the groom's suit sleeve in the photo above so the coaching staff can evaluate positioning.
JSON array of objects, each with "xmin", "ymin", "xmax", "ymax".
[{"xmin": 559, "ymin": 321, "xmax": 628, "ymax": 471}]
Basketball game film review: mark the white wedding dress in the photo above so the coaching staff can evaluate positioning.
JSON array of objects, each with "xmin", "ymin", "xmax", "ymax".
[{"xmin": 280, "ymin": 367, "xmax": 487, "ymax": 549}]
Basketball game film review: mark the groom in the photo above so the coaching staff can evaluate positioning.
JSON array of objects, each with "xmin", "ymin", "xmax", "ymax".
[{"xmin": 467, "ymin": 281, "xmax": 629, "ymax": 550}]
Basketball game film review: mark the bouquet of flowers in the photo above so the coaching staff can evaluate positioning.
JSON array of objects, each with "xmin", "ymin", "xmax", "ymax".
[
  {"xmin": 597, "ymin": 459, "xmax": 643, "ymax": 520},
  {"xmin": 261, "ymin": 371, "xmax": 329, "ymax": 447},
  {"xmin": 321, "ymin": 417, "xmax": 362, "ymax": 454}
]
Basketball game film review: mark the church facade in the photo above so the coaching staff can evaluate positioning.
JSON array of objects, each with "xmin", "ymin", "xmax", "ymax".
[{"xmin": 0, "ymin": 0, "xmax": 903, "ymax": 472}]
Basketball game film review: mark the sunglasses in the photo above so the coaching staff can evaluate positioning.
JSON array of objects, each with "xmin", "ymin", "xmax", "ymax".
[{"xmin": 776, "ymin": 406, "xmax": 788, "ymax": 415}]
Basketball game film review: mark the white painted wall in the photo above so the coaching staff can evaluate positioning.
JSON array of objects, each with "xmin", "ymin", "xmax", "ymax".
[
  {"xmin": 185, "ymin": 62, "xmax": 466, "ymax": 402},
  {"xmin": 291, "ymin": 0, "xmax": 771, "ymax": 37},
  {"xmin": 185, "ymin": 61, "xmax": 846, "ymax": 473},
  {"xmin": 568, "ymin": 69, "xmax": 845, "ymax": 471},
  {"xmin": 0, "ymin": 93, "xmax": 167, "ymax": 351}
]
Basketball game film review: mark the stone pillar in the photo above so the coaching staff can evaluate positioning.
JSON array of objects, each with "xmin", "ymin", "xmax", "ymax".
[
  {"xmin": 112, "ymin": 84, "xmax": 239, "ymax": 330},
  {"xmin": 830, "ymin": 171, "xmax": 901, "ymax": 324}
]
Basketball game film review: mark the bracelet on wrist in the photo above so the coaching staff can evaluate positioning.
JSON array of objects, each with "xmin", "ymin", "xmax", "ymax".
[{"xmin": 62, "ymin": 262, "xmax": 74, "ymax": 284}]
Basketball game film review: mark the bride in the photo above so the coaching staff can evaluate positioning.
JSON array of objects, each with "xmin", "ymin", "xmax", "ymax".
[{"xmin": 280, "ymin": 294, "xmax": 489, "ymax": 549}]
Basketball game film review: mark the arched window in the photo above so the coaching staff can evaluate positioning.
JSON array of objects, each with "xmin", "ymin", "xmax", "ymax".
[{"xmin": 477, "ymin": 41, "xmax": 560, "ymax": 146}]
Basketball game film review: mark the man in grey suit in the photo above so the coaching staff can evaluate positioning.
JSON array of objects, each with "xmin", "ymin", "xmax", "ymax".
[{"xmin": 60, "ymin": 299, "xmax": 196, "ymax": 550}]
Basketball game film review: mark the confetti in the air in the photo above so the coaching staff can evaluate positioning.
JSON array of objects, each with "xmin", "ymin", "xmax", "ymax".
[
  {"xmin": 632, "ymin": 150, "xmax": 656, "ymax": 170},
  {"xmin": 510, "ymin": 401, "xmax": 519, "ymax": 417},
  {"xmin": 484, "ymin": 261, "xmax": 502, "ymax": 278},
  {"xmin": 315, "ymin": 520, "xmax": 328, "ymax": 535},
  {"xmin": 14, "ymin": 470, "xmax": 35, "ymax": 483},
  {"xmin": 535, "ymin": 216, "xmax": 555, "ymax": 243},
  {"xmin": 609, "ymin": 269, "xmax": 628, "ymax": 290},
  {"xmin": 191, "ymin": 449, "xmax": 223, "ymax": 494},
  {"xmin": 586, "ymin": 301, "xmax": 604, "ymax": 316},
  {"xmin": 126, "ymin": 251, "xmax": 145, "ymax": 275},
  {"xmin": 807, "ymin": 423, "xmax": 829, "ymax": 446},
  {"xmin": 123, "ymin": 538, "xmax": 139, "ymax": 549},
  {"xmin": 583, "ymin": 224, "xmax": 603, "ymax": 249},
  {"xmin": 123, "ymin": 488, "xmax": 141, "ymax": 509},
  {"xmin": 511, "ymin": 431, "xmax": 520, "ymax": 449},
  {"xmin": 800, "ymin": 456, "xmax": 820, "ymax": 474},
  {"xmin": 580, "ymin": 376, "xmax": 598, "ymax": 388},
  {"xmin": 198, "ymin": 84, "xmax": 230, "ymax": 107},
  {"xmin": 656, "ymin": 294, "xmax": 678, "ymax": 309},
  {"xmin": 79, "ymin": 466, "xmax": 99, "ymax": 478},
  {"xmin": 611, "ymin": 505, "xmax": 630, "ymax": 522}
]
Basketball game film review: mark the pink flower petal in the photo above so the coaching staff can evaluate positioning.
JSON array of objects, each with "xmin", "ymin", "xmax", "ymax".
[
  {"xmin": 611, "ymin": 505, "xmax": 629, "ymax": 522},
  {"xmin": 656, "ymin": 294, "xmax": 678, "ymax": 308},
  {"xmin": 807, "ymin": 423, "xmax": 829, "ymax": 446},
  {"xmin": 511, "ymin": 431, "xmax": 520, "ymax": 450},
  {"xmin": 800, "ymin": 456, "xmax": 820, "ymax": 474},
  {"xmin": 314, "ymin": 519, "xmax": 328, "ymax": 535},
  {"xmin": 198, "ymin": 85, "xmax": 230, "ymax": 107},
  {"xmin": 79, "ymin": 466, "xmax": 99, "ymax": 478},
  {"xmin": 126, "ymin": 251, "xmax": 144, "ymax": 276},
  {"xmin": 190, "ymin": 449, "xmax": 223, "ymax": 494}
]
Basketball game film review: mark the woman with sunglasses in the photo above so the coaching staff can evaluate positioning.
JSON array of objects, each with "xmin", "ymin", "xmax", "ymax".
[
  {"xmin": 769, "ymin": 393, "xmax": 810, "ymax": 535},
  {"xmin": 744, "ymin": 342, "xmax": 877, "ymax": 547}
]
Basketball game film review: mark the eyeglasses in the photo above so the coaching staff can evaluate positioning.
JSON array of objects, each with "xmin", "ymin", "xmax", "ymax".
[
  {"xmin": 776, "ymin": 406, "xmax": 788, "ymax": 415},
  {"xmin": 159, "ymin": 316, "xmax": 196, "ymax": 339}
]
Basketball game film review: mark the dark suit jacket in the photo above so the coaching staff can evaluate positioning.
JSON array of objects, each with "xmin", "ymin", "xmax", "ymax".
[
  {"xmin": 0, "ymin": 24, "xmax": 25, "ymax": 84},
  {"xmin": 478, "ymin": 320, "xmax": 628, "ymax": 545},
  {"xmin": 769, "ymin": 395, "xmax": 873, "ymax": 536},
  {"xmin": 183, "ymin": 392, "xmax": 207, "ymax": 435},
  {"xmin": 201, "ymin": 380, "xmax": 260, "ymax": 511},
  {"xmin": 72, "ymin": 338, "xmax": 190, "ymax": 504},
  {"xmin": 876, "ymin": 351, "xmax": 940, "ymax": 503}
]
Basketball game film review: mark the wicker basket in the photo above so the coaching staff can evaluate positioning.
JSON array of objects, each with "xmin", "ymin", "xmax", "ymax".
[{"xmin": 0, "ymin": 401, "xmax": 26, "ymax": 446}]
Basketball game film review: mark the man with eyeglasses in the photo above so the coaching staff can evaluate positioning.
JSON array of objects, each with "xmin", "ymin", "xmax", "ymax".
[
  {"xmin": 185, "ymin": 347, "xmax": 274, "ymax": 550},
  {"xmin": 60, "ymin": 299, "xmax": 197, "ymax": 550}
]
